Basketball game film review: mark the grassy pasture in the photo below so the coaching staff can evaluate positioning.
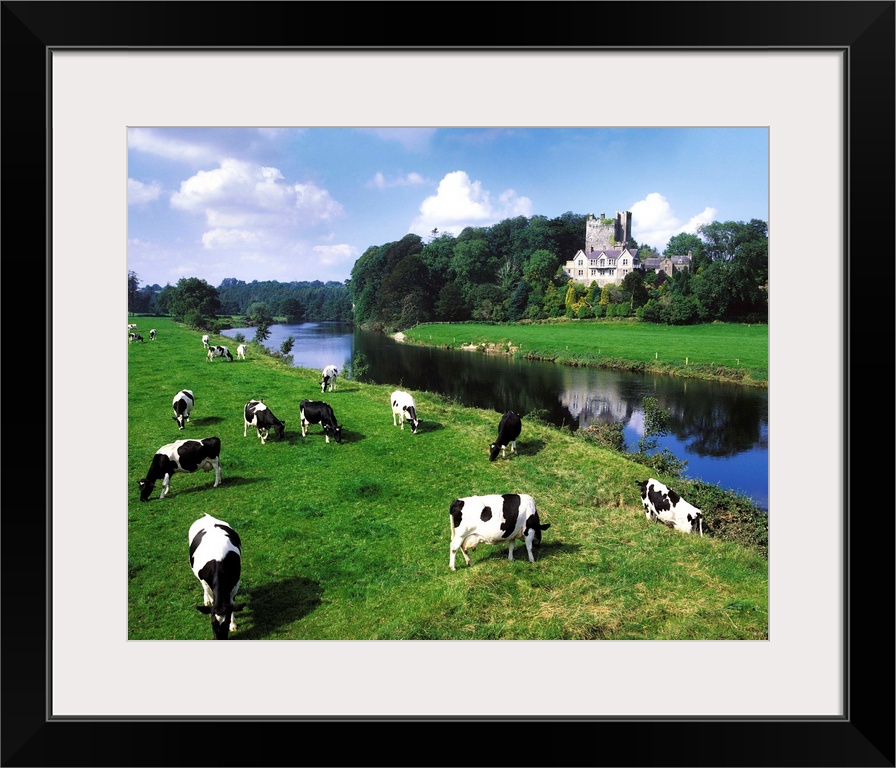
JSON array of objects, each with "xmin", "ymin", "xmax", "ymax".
[
  {"xmin": 403, "ymin": 320, "xmax": 769, "ymax": 385},
  {"xmin": 128, "ymin": 317, "xmax": 768, "ymax": 640}
]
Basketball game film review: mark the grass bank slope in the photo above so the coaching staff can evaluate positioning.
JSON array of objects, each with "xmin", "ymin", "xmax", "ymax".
[
  {"xmin": 401, "ymin": 320, "xmax": 768, "ymax": 386},
  {"xmin": 128, "ymin": 317, "xmax": 768, "ymax": 640}
]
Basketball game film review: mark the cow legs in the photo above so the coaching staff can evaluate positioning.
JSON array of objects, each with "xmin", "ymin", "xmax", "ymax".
[
  {"xmin": 212, "ymin": 461, "xmax": 222, "ymax": 488},
  {"xmin": 449, "ymin": 537, "xmax": 472, "ymax": 570},
  {"xmin": 159, "ymin": 474, "xmax": 172, "ymax": 499},
  {"xmin": 244, "ymin": 421, "xmax": 249, "ymax": 437},
  {"xmin": 258, "ymin": 428, "xmax": 268, "ymax": 444},
  {"xmin": 507, "ymin": 540, "xmax": 515, "ymax": 561}
]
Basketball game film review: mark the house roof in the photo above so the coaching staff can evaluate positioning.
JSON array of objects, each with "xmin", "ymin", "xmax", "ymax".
[{"xmin": 577, "ymin": 248, "xmax": 639, "ymax": 259}]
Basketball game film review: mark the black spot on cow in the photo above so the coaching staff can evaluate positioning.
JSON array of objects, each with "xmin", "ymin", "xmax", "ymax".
[
  {"xmin": 499, "ymin": 494, "xmax": 522, "ymax": 539},
  {"xmin": 479, "ymin": 505, "xmax": 493, "ymax": 523},
  {"xmin": 450, "ymin": 498, "xmax": 465, "ymax": 529}
]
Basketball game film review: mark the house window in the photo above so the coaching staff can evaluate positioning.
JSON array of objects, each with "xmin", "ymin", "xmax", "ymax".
[
  {"xmin": 577, "ymin": 270, "xmax": 583, "ymax": 276},
  {"xmin": 577, "ymin": 260, "xmax": 583, "ymax": 266}
]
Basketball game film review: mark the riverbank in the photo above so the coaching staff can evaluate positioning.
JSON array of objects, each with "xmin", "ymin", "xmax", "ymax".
[{"xmin": 394, "ymin": 319, "xmax": 769, "ymax": 388}]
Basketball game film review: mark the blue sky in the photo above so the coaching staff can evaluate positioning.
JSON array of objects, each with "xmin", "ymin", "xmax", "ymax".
[{"xmin": 127, "ymin": 127, "xmax": 768, "ymax": 289}]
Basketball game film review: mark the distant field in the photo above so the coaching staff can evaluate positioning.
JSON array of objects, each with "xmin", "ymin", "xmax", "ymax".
[{"xmin": 403, "ymin": 320, "xmax": 768, "ymax": 383}]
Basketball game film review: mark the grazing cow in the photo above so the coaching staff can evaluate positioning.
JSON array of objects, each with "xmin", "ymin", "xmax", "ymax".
[
  {"xmin": 299, "ymin": 399, "xmax": 343, "ymax": 443},
  {"xmin": 636, "ymin": 478, "xmax": 704, "ymax": 536},
  {"xmin": 149, "ymin": 328, "xmax": 157, "ymax": 341},
  {"xmin": 390, "ymin": 390, "xmax": 420, "ymax": 434},
  {"xmin": 137, "ymin": 436, "xmax": 222, "ymax": 501},
  {"xmin": 172, "ymin": 389, "xmax": 195, "ymax": 430},
  {"xmin": 321, "ymin": 365, "xmax": 339, "ymax": 393},
  {"xmin": 489, "ymin": 411, "xmax": 522, "ymax": 461},
  {"xmin": 129, "ymin": 332, "xmax": 144, "ymax": 343},
  {"xmin": 243, "ymin": 399, "xmax": 286, "ymax": 444},
  {"xmin": 236, "ymin": 344, "xmax": 247, "ymax": 360},
  {"xmin": 127, "ymin": 323, "xmax": 137, "ymax": 331},
  {"xmin": 201, "ymin": 334, "xmax": 210, "ymax": 349},
  {"xmin": 449, "ymin": 493, "xmax": 550, "ymax": 571},
  {"xmin": 207, "ymin": 345, "xmax": 234, "ymax": 362},
  {"xmin": 188, "ymin": 514, "xmax": 245, "ymax": 640}
]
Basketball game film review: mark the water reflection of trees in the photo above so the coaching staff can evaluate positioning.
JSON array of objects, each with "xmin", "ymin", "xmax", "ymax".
[{"xmin": 351, "ymin": 330, "xmax": 768, "ymax": 461}]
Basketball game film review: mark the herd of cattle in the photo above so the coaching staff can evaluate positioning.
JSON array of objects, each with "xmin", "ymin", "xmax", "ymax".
[{"xmin": 131, "ymin": 327, "xmax": 706, "ymax": 639}]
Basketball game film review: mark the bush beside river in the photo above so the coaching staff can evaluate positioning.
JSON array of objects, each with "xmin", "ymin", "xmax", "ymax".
[{"xmin": 128, "ymin": 317, "xmax": 768, "ymax": 640}]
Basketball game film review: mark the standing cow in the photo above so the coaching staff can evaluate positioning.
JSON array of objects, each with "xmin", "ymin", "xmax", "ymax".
[
  {"xmin": 448, "ymin": 493, "xmax": 550, "ymax": 570},
  {"xmin": 188, "ymin": 514, "xmax": 244, "ymax": 640},
  {"xmin": 390, "ymin": 390, "xmax": 420, "ymax": 434},
  {"xmin": 149, "ymin": 328, "xmax": 157, "ymax": 341},
  {"xmin": 321, "ymin": 365, "xmax": 338, "ymax": 393},
  {"xmin": 489, "ymin": 411, "xmax": 522, "ymax": 461},
  {"xmin": 236, "ymin": 344, "xmax": 247, "ymax": 360},
  {"xmin": 244, "ymin": 400, "xmax": 286, "ymax": 444},
  {"xmin": 172, "ymin": 389, "xmax": 195, "ymax": 430},
  {"xmin": 129, "ymin": 332, "xmax": 144, "ymax": 343},
  {"xmin": 636, "ymin": 478, "xmax": 704, "ymax": 536},
  {"xmin": 137, "ymin": 437, "xmax": 222, "ymax": 501},
  {"xmin": 201, "ymin": 334, "xmax": 210, "ymax": 349},
  {"xmin": 207, "ymin": 345, "xmax": 234, "ymax": 362},
  {"xmin": 299, "ymin": 399, "xmax": 343, "ymax": 443}
]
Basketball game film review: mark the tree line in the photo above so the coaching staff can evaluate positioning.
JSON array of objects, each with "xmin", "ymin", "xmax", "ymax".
[
  {"xmin": 350, "ymin": 214, "xmax": 768, "ymax": 330},
  {"xmin": 127, "ymin": 274, "xmax": 353, "ymax": 331},
  {"xmin": 128, "ymin": 212, "xmax": 767, "ymax": 333}
]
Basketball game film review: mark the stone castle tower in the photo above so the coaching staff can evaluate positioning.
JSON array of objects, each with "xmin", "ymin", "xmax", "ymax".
[{"xmin": 584, "ymin": 211, "xmax": 632, "ymax": 252}]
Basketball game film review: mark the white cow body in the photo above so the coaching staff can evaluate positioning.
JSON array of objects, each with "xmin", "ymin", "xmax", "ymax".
[
  {"xmin": 202, "ymin": 334, "xmax": 210, "ymax": 349},
  {"xmin": 448, "ymin": 493, "xmax": 550, "ymax": 570},
  {"xmin": 390, "ymin": 390, "xmax": 420, "ymax": 433},
  {"xmin": 172, "ymin": 389, "xmax": 195, "ymax": 430},
  {"xmin": 237, "ymin": 344, "xmax": 247, "ymax": 360},
  {"xmin": 636, "ymin": 478, "xmax": 704, "ymax": 535},
  {"xmin": 188, "ymin": 514, "xmax": 244, "ymax": 639},
  {"xmin": 321, "ymin": 365, "xmax": 338, "ymax": 392}
]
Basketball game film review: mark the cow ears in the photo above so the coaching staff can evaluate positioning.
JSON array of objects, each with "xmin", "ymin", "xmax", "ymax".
[
  {"xmin": 197, "ymin": 603, "xmax": 245, "ymax": 615},
  {"xmin": 540, "ymin": 522, "xmax": 552, "ymax": 531}
]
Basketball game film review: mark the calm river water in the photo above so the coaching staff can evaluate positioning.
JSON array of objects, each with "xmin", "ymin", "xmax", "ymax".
[{"xmin": 223, "ymin": 322, "xmax": 769, "ymax": 510}]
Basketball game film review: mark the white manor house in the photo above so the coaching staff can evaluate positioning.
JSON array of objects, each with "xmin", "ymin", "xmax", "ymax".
[{"xmin": 561, "ymin": 211, "xmax": 691, "ymax": 287}]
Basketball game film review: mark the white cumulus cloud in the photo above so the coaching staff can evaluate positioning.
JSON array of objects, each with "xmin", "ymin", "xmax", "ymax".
[
  {"xmin": 630, "ymin": 192, "xmax": 717, "ymax": 252},
  {"xmin": 128, "ymin": 178, "xmax": 162, "ymax": 206},
  {"xmin": 408, "ymin": 170, "xmax": 533, "ymax": 238}
]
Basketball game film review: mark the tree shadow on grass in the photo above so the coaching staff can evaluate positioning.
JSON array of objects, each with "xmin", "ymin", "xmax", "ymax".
[{"xmin": 234, "ymin": 576, "xmax": 324, "ymax": 639}]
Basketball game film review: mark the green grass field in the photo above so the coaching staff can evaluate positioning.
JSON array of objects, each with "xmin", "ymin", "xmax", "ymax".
[
  {"xmin": 403, "ymin": 320, "xmax": 768, "ymax": 385},
  {"xmin": 128, "ymin": 317, "xmax": 768, "ymax": 640}
]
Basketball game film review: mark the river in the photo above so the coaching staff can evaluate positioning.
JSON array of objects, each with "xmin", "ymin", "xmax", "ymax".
[{"xmin": 223, "ymin": 322, "xmax": 769, "ymax": 510}]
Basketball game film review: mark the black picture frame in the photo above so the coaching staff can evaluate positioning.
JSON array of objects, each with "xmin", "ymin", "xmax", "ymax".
[{"xmin": 3, "ymin": 2, "xmax": 893, "ymax": 766}]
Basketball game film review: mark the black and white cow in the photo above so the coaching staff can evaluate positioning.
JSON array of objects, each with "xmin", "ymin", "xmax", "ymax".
[
  {"xmin": 390, "ymin": 390, "xmax": 420, "ymax": 434},
  {"xmin": 137, "ymin": 436, "xmax": 222, "ymax": 501},
  {"xmin": 449, "ymin": 493, "xmax": 550, "ymax": 570},
  {"xmin": 299, "ymin": 399, "xmax": 343, "ymax": 443},
  {"xmin": 207, "ymin": 345, "xmax": 234, "ymax": 362},
  {"xmin": 202, "ymin": 334, "xmax": 210, "ymax": 349},
  {"xmin": 489, "ymin": 411, "xmax": 522, "ymax": 461},
  {"xmin": 321, "ymin": 365, "xmax": 339, "ymax": 393},
  {"xmin": 243, "ymin": 400, "xmax": 286, "ymax": 444},
  {"xmin": 636, "ymin": 478, "xmax": 704, "ymax": 536},
  {"xmin": 127, "ymin": 323, "xmax": 137, "ymax": 330},
  {"xmin": 188, "ymin": 514, "xmax": 245, "ymax": 640},
  {"xmin": 172, "ymin": 389, "xmax": 195, "ymax": 430},
  {"xmin": 236, "ymin": 344, "xmax": 247, "ymax": 360},
  {"xmin": 149, "ymin": 328, "xmax": 157, "ymax": 341},
  {"xmin": 129, "ymin": 332, "xmax": 144, "ymax": 343}
]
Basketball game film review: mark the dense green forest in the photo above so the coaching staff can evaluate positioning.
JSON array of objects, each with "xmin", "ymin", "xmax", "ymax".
[{"xmin": 128, "ymin": 212, "xmax": 767, "ymax": 333}]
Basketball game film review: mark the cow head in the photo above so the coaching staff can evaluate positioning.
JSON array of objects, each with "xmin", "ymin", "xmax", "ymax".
[
  {"xmin": 137, "ymin": 478, "xmax": 155, "ymax": 502},
  {"xmin": 325, "ymin": 424, "xmax": 343, "ymax": 443},
  {"xmin": 405, "ymin": 407, "xmax": 420, "ymax": 434},
  {"xmin": 488, "ymin": 442, "xmax": 502, "ymax": 461},
  {"xmin": 197, "ymin": 602, "xmax": 245, "ymax": 640},
  {"xmin": 273, "ymin": 419, "xmax": 286, "ymax": 440}
]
